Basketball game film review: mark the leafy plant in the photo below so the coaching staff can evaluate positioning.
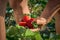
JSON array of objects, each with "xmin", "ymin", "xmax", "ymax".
[{"xmin": 6, "ymin": 25, "xmax": 42, "ymax": 40}]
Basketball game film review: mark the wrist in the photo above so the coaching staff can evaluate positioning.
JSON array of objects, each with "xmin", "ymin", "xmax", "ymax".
[{"xmin": 22, "ymin": 8, "xmax": 30, "ymax": 14}]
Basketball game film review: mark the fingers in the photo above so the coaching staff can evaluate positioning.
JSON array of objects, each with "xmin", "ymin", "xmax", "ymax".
[
  {"xmin": 30, "ymin": 28, "xmax": 40, "ymax": 32},
  {"xmin": 33, "ymin": 17, "xmax": 47, "ymax": 29},
  {"xmin": 28, "ymin": 17, "xmax": 47, "ymax": 32},
  {"xmin": 36, "ymin": 17, "xmax": 47, "ymax": 25},
  {"xmin": 33, "ymin": 17, "xmax": 47, "ymax": 25}
]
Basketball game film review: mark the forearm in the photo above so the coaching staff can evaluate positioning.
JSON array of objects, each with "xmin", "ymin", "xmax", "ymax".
[
  {"xmin": 9, "ymin": 0, "xmax": 30, "ymax": 24},
  {"xmin": 0, "ymin": 0, "xmax": 7, "ymax": 40},
  {"xmin": 40, "ymin": 0, "xmax": 60, "ymax": 23},
  {"xmin": 20, "ymin": 0, "xmax": 30, "ymax": 14}
]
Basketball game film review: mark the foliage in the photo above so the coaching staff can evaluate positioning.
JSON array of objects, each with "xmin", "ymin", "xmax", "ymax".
[
  {"xmin": 28, "ymin": 0, "xmax": 48, "ymax": 17},
  {"xmin": 6, "ymin": 25, "xmax": 42, "ymax": 40}
]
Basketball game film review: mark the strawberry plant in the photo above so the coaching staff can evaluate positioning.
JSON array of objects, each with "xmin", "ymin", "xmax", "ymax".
[{"xmin": 6, "ymin": 25, "xmax": 42, "ymax": 40}]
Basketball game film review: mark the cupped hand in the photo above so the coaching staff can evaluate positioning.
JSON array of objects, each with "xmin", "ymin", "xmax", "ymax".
[{"xmin": 30, "ymin": 17, "xmax": 47, "ymax": 32}]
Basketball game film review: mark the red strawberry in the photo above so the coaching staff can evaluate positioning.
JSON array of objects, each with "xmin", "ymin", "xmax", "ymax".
[
  {"xmin": 26, "ymin": 18, "xmax": 35, "ymax": 29},
  {"xmin": 26, "ymin": 23, "xmax": 34, "ymax": 29},
  {"xmin": 19, "ymin": 16, "xmax": 35, "ymax": 29},
  {"xmin": 29, "ymin": 18, "xmax": 35, "ymax": 22},
  {"xmin": 26, "ymin": 18, "xmax": 35, "ymax": 25},
  {"xmin": 22, "ymin": 16, "xmax": 31, "ymax": 22},
  {"xmin": 19, "ymin": 22, "xmax": 26, "ymax": 26}
]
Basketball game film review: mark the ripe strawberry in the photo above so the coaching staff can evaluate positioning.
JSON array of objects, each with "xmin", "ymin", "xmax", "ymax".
[
  {"xmin": 19, "ymin": 15, "xmax": 35, "ymax": 29},
  {"xmin": 22, "ymin": 16, "xmax": 31, "ymax": 22},
  {"xmin": 29, "ymin": 18, "xmax": 35, "ymax": 22},
  {"xmin": 26, "ymin": 23, "xmax": 34, "ymax": 29},
  {"xmin": 26, "ymin": 18, "xmax": 35, "ymax": 29},
  {"xmin": 19, "ymin": 22, "xmax": 26, "ymax": 26}
]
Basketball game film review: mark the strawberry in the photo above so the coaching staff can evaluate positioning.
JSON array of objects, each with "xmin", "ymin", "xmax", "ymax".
[
  {"xmin": 22, "ymin": 16, "xmax": 31, "ymax": 22},
  {"xmin": 26, "ymin": 23, "xmax": 34, "ymax": 29},
  {"xmin": 19, "ymin": 15, "xmax": 35, "ymax": 29},
  {"xmin": 19, "ymin": 22, "xmax": 26, "ymax": 26},
  {"xmin": 29, "ymin": 18, "xmax": 35, "ymax": 22},
  {"xmin": 26, "ymin": 18, "xmax": 35, "ymax": 29}
]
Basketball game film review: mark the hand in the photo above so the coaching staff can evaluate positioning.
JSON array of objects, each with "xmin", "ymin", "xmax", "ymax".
[
  {"xmin": 36, "ymin": 17, "xmax": 47, "ymax": 31},
  {"xmin": 29, "ymin": 17, "xmax": 47, "ymax": 32},
  {"xmin": 36, "ymin": 17, "xmax": 47, "ymax": 26},
  {"xmin": 30, "ymin": 28, "xmax": 40, "ymax": 32}
]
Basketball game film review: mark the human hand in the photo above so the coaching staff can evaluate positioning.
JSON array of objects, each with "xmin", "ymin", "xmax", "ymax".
[
  {"xmin": 31, "ymin": 17, "xmax": 47, "ymax": 31},
  {"xmin": 29, "ymin": 17, "xmax": 47, "ymax": 32},
  {"xmin": 36, "ymin": 17, "xmax": 47, "ymax": 25}
]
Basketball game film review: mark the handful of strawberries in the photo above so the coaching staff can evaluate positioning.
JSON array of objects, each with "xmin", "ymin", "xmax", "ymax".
[{"xmin": 19, "ymin": 15, "xmax": 35, "ymax": 29}]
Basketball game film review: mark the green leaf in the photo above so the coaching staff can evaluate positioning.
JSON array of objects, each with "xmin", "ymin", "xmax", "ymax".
[
  {"xmin": 16, "ymin": 25, "xmax": 25, "ymax": 29},
  {"xmin": 25, "ymin": 29, "xmax": 35, "ymax": 37},
  {"xmin": 32, "ymin": 22, "xmax": 38, "ymax": 28},
  {"xmin": 6, "ymin": 26, "xmax": 18, "ymax": 37},
  {"xmin": 35, "ymin": 32, "xmax": 43, "ymax": 40}
]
